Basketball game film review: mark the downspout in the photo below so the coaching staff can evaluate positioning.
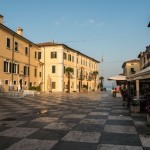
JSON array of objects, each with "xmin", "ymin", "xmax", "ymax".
[
  {"xmin": 44, "ymin": 47, "xmax": 45, "ymax": 92},
  {"xmin": 11, "ymin": 34, "xmax": 15, "ymax": 87},
  {"xmin": 28, "ymin": 44, "xmax": 32, "ymax": 89}
]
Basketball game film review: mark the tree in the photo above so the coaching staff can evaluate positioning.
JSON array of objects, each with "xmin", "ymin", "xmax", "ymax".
[
  {"xmin": 92, "ymin": 71, "xmax": 98, "ymax": 90},
  {"xmin": 65, "ymin": 67, "xmax": 74, "ymax": 93},
  {"xmin": 99, "ymin": 76, "xmax": 104, "ymax": 91}
]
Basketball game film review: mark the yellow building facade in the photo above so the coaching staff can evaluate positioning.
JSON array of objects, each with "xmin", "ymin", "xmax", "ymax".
[
  {"xmin": 38, "ymin": 42, "xmax": 100, "ymax": 92},
  {"xmin": 0, "ymin": 15, "xmax": 40, "ymax": 92}
]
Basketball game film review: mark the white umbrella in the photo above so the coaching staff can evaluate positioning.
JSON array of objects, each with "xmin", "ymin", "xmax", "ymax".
[{"xmin": 108, "ymin": 75, "xmax": 127, "ymax": 81}]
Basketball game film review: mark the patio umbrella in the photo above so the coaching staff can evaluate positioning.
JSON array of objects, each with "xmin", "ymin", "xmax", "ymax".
[{"xmin": 108, "ymin": 75, "xmax": 127, "ymax": 81}]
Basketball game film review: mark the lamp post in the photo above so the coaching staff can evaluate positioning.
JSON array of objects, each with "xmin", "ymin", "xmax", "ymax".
[{"xmin": 80, "ymin": 67, "xmax": 84, "ymax": 91}]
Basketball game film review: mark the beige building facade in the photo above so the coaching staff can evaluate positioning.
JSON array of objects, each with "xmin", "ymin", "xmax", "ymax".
[
  {"xmin": 38, "ymin": 42, "xmax": 100, "ymax": 92},
  {"xmin": 122, "ymin": 59, "xmax": 140, "ymax": 77},
  {"xmin": 0, "ymin": 15, "xmax": 41, "ymax": 92},
  {"xmin": 0, "ymin": 15, "xmax": 100, "ymax": 93}
]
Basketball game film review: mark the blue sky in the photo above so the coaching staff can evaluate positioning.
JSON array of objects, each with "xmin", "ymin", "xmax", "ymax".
[{"xmin": 1, "ymin": 0, "xmax": 150, "ymax": 86}]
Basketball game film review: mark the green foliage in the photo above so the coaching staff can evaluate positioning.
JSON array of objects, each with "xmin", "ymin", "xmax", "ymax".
[
  {"xmin": 99, "ymin": 76, "xmax": 104, "ymax": 80},
  {"xmin": 92, "ymin": 71, "xmax": 98, "ymax": 76},
  {"xmin": 65, "ymin": 67, "xmax": 74, "ymax": 73},
  {"xmin": 29, "ymin": 86, "xmax": 41, "ymax": 92}
]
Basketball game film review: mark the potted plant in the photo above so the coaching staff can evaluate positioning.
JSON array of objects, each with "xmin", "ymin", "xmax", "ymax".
[
  {"xmin": 130, "ymin": 100, "xmax": 140, "ymax": 113},
  {"xmin": 146, "ymin": 104, "xmax": 150, "ymax": 125}
]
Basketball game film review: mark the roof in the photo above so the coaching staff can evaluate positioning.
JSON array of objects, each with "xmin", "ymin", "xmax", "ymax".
[
  {"xmin": 0, "ymin": 23, "xmax": 39, "ymax": 47},
  {"xmin": 37, "ymin": 42, "xmax": 100, "ymax": 63},
  {"xmin": 122, "ymin": 59, "xmax": 140, "ymax": 68}
]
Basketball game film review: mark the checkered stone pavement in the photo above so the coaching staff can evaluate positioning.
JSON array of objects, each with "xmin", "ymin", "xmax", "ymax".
[{"xmin": 0, "ymin": 92, "xmax": 150, "ymax": 150}]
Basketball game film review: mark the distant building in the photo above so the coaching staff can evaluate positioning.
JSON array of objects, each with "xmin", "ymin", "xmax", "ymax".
[
  {"xmin": 37, "ymin": 42, "xmax": 100, "ymax": 92},
  {"xmin": 0, "ymin": 15, "xmax": 41, "ymax": 91},
  {"xmin": 0, "ymin": 15, "xmax": 100, "ymax": 92},
  {"xmin": 122, "ymin": 59, "xmax": 140, "ymax": 77}
]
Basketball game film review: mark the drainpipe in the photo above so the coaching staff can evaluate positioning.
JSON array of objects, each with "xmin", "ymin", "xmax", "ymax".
[
  {"xmin": 44, "ymin": 47, "xmax": 45, "ymax": 92},
  {"xmin": 11, "ymin": 34, "xmax": 15, "ymax": 88},
  {"xmin": 28, "ymin": 44, "xmax": 32, "ymax": 89}
]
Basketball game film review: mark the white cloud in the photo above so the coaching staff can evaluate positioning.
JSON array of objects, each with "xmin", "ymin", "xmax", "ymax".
[{"xmin": 80, "ymin": 19, "xmax": 104, "ymax": 28}]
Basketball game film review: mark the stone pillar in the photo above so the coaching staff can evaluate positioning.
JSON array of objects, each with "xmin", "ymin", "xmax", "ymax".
[{"xmin": 136, "ymin": 79, "xmax": 139, "ymax": 99}]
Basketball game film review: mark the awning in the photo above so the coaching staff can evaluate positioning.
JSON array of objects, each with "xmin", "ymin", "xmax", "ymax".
[{"xmin": 108, "ymin": 75, "xmax": 127, "ymax": 81}]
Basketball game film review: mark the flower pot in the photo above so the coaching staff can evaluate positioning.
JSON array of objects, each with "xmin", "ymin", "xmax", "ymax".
[{"xmin": 130, "ymin": 105, "xmax": 140, "ymax": 113}]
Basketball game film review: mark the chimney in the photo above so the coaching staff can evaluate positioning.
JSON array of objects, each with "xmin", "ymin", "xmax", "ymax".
[
  {"xmin": 0, "ymin": 15, "xmax": 3, "ymax": 24},
  {"xmin": 17, "ymin": 27, "xmax": 23, "ymax": 36}
]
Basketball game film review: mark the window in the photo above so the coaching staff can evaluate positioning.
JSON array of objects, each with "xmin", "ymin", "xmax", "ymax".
[
  {"xmin": 4, "ymin": 61, "xmax": 9, "ymax": 73},
  {"xmin": 77, "ymin": 58, "xmax": 78, "ymax": 63},
  {"xmin": 24, "ymin": 66, "xmax": 29, "ymax": 76},
  {"xmin": 6, "ymin": 38, "xmax": 10, "ymax": 48},
  {"xmin": 68, "ymin": 54, "xmax": 71, "ymax": 61},
  {"xmin": 81, "ymin": 59, "xmax": 82, "ymax": 65},
  {"xmin": 35, "ymin": 51, "xmax": 37, "ymax": 58},
  {"xmin": 25, "ymin": 47, "xmax": 28, "ymax": 55},
  {"xmin": 38, "ymin": 52, "xmax": 41, "ymax": 59},
  {"xmin": 72, "ymin": 56, "xmax": 74, "ymax": 62},
  {"xmin": 51, "ymin": 52, "xmax": 57, "ymax": 58},
  {"xmin": 131, "ymin": 68, "xmax": 135, "ymax": 74},
  {"xmin": 15, "ymin": 42, "xmax": 18, "ymax": 51},
  {"xmin": 5, "ymin": 80, "xmax": 9, "ymax": 85},
  {"xmin": 52, "ymin": 82, "xmax": 56, "ymax": 89},
  {"xmin": 12, "ymin": 63, "xmax": 18, "ymax": 73},
  {"xmin": 34, "ymin": 68, "xmax": 37, "ymax": 77},
  {"xmin": 39, "ymin": 72, "xmax": 42, "ymax": 77},
  {"xmin": 14, "ymin": 81, "xmax": 17, "ymax": 85},
  {"xmin": 4, "ymin": 61, "xmax": 19, "ymax": 74},
  {"xmin": 52, "ymin": 65, "xmax": 56, "ymax": 73},
  {"xmin": 63, "ymin": 52, "xmax": 67, "ymax": 60}
]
